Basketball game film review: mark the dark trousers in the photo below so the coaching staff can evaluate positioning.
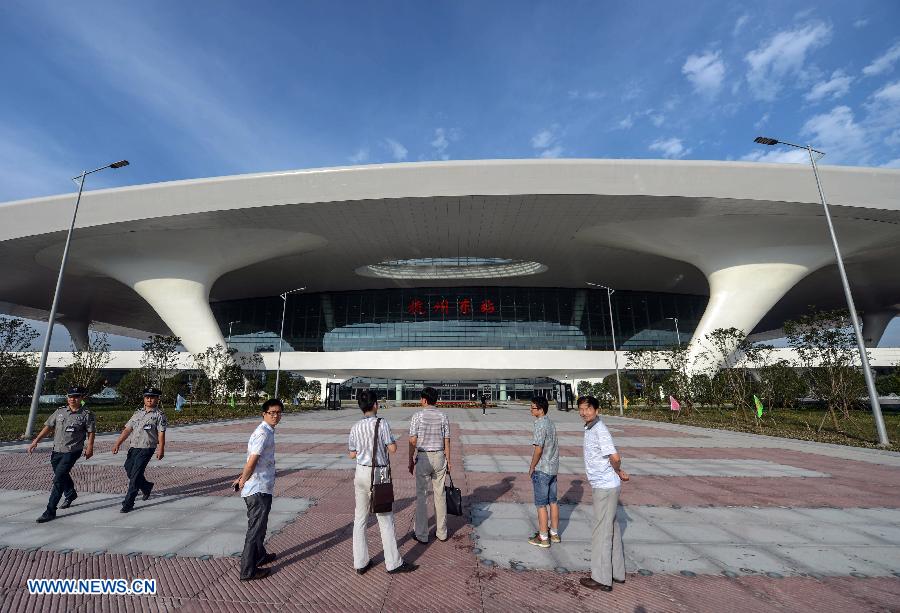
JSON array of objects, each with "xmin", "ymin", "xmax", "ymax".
[
  {"xmin": 122, "ymin": 447, "xmax": 155, "ymax": 509},
  {"xmin": 47, "ymin": 450, "xmax": 82, "ymax": 513},
  {"xmin": 240, "ymin": 493, "xmax": 272, "ymax": 579}
]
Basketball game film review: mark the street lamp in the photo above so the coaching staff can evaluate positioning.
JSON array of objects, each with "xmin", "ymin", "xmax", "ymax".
[
  {"xmin": 586, "ymin": 282, "xmax": 624, "ymax": 416},
  {"xmin": 274, "ymin": 287, "xmax": 305, "ymax": 399},
  {"xmin": 226, "ymin": 320, "xmax": 241, "ymax": 347},
  {"xmin": 754, "ymin": 136, "xmax": 889, "ymax": 447},
  {"xmin": 666, "ymin": 317, "xmax": 681, "ymax": 347},
  {"xmin": 25, "ymin": 160, "xmax": 130, "ymax": 438}
]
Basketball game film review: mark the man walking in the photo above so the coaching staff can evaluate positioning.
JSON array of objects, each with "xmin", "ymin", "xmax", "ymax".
[
  {"xmin": 577, "ymin": 395, "xmax": 629, "ymax": 592},
  {"xmin": 350, "ymin": 390, "xmax": 416, "ymax": 575},
  {"xmin": 28, "ymin": 386, "xmax": 95, "ymax": 523},
  {"xmin": 408, "ymin": 386, "xmax": 451, "ymax": 544},
  {"xmin": 232, "ymin": 398, "xmax": 283, "ymax": 581},
  {"xmin": 111, "ymin": 387, "xmax": 167, "ymax": 513},
  {"xmin": 526, "ymin": 396, "xmax": 560, "ymax": 548}
]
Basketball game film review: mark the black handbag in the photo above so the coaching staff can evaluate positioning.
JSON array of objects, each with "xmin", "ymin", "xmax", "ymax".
[
  {"xmin": 369, "ymin": 418, "xmax": 394, "ymax": 514},
  {"xmin": 444, "ymin": 470, "xmax": 463, "ymax": 516}
]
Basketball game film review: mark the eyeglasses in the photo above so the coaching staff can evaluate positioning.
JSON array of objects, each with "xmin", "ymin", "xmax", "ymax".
[{"xmin": 264, "ymin": 411, "xmax": 283, "ymax": 417}]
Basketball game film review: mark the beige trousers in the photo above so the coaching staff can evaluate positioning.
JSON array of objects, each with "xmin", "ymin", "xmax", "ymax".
[
  {"xmin": 591, "ymin": 486, "xmax": 625, "ymax": 586},
  {"xmin": 414, "ymin": 450, "xmax": 447, "ymax": 542}
]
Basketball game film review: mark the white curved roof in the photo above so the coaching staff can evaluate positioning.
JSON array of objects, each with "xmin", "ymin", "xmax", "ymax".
[{"xmin": 1, "ymin": 159, "xmax": 898, "ymax": 344}]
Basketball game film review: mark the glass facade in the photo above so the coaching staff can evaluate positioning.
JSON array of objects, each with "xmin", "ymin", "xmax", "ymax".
[{"xmin": 211, "ymin": 286, "xmax": 706, "ymax": 352}]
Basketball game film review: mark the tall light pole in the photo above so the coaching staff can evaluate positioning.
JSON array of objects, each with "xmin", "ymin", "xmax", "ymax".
[
  {"xmin": 666, "ymin": 317, "xmax": 681, "ymax": 347},
  {"xmin": 754, "ymin": 136, "xmax": 889, "ymax": 447},
  {"xmin": 274, "ymin": 287, "xmax": 305, "ymax": 399},
  {"xmin": 226, "ymin": 320, "xmax": 240, "ymax": 347},
  {"xmin": 25, "ymin": 160, "xmax": 130, "ymax": 438},
  {"xmin": 587, "ymin": 282, "xmax": 624, "ymax": 416}
]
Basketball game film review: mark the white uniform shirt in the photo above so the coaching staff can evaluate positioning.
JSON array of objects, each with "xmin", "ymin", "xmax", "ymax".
[
  {"xmin": 583, "ymin": 417, "xmax": 621, "ymax": 490},
  {"xmin": 241, "ymin": 421, "xmax": 276, "ymax": 497}
]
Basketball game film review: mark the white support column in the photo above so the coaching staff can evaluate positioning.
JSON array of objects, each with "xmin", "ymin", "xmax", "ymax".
[
  {"xmin": 58, "ymin": 318, "xmax": 90, "ymax": 351},
  {"xmin": 686, "ymin": 262, "xmax": 812, "ymax": 371},
  {"xmin": 862, "ymin": 307, "xmax": 900, "ymax": 348}
]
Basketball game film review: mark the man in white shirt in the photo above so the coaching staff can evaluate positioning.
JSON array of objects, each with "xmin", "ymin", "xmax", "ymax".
[
  {"xmin": 349, "ymin": 390, "xmax": 417, "ymax": 575},
  {"xmin": 578, "ymin": 395, "xmax": 629, "ymax": 592},
  {"xmin": 232, "ymin": 399, "xmax": 282, "ymax": 581},
  {"xmin": 408, "ymin": 386, "xmax": 451, "ymax": 544}
]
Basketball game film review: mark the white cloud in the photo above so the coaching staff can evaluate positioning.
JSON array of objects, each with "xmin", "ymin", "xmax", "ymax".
[
  {"xmin": 733, "ymin": 14, "xmax": 750, "ymax": 37},
  {"xmin": 805, "ymin": 70, "xmax": 853, "ymax": 102},
  {"xmin": 853, "ymin": 18, "xmax": 869, "ymax": 29},
  {"xmin": 872, "ymin": 80, "xmax": 900, "ymax": 103},
  {"xmin": 863, "ymin": 42, "xmax": 900, "ymax": 77},
  {"xmin": 650, "ymin": 114, "xmax": 665, "ymax": 127},
  {"xmin": 801, "ymin": 105, "xmax": 867, "ymax": 161},
  {"xmin": 617, "ymin": 115, "xmax": 634, "ymax": 130},
  {"xmin": 745, "ymin": 22, "xmax": 832, "ymax": 101},
  {"xmin": 383, "ymin": 138, "xmax": 408, "ymax": 161},
  {"xmin": 568, "ymin": 90, "xmax": 604, "ymax": 101},
  {"xmin": 531, "ymin": 129, "xmax": 554, "ymax": 149},
  {"xmin": 864, "ymin": 80, "xmax": 900, "ymax": 140},
  {"xmin": 531, "ymin": 126, "xmax": 563, "ymax": 158},
  {"xmin": 648, "ymin": 137, "xmax": 690, "ymax": 159},
  {"xmin": 754, "ymin": 112, "xmax": 770, "ymax": 129},
  {"xmin": 539, "ymin": 145, "xmax": 563, "ymax": 159},
  {"xmin": 431, "ymin": 128, "xmax": 449, "ymax": 160},
  {"xmin": 881, "ymin": 158, "xmax": 900, "ymax": 168},
  {"xmin": 682, "ymin": 51, "xmax": 726, "ymax": 97},
  {"xmin": 740, "ymin": 148, "xmax": 809, "ymax": 164},
  {"xmin": 348, "ymin": 148, "xmax": 369, "ymax": 164},
  {"xmin": 0, "ymin": 123, "xmax": 80, "ymax": 200}
]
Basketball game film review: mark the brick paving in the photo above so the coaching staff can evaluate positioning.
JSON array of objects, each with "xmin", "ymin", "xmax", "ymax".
[{"xmin": 0, "ymin": 404, "xmax": 898, "ymax": 611}]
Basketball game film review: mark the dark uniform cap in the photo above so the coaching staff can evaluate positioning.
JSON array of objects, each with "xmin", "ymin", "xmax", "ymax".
[
  {"xmin": 143, "ymin": 387, "xmax": 162, "ymax": 397},
  {"xmin": 66, "ymin": 386, "xmax": 88, "ymax": 397}
]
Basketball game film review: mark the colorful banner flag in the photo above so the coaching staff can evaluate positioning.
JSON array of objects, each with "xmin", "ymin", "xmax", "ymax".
[
  {"xmin": 175, "ymin": 394, "xmax": 186, "ymax": 412},
  {"xmin": 669, "ymin": 395, "xmax": 681, "ymax": 411},
  {"xmin": 229, "ymin": 395, "xmax": 236, "ymax": 408},
  {"xmin": 753, "ymin": 395, "xmax": 764, "ymax": 418},
  {"xmin": 623, "ymin": 396, "xmax": 630, "ymax": 409}
]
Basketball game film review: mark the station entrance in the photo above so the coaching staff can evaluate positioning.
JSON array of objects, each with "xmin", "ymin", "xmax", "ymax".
[{"xmin": 337, "ymin": 377, "xmax": 564, "ymax": 403}]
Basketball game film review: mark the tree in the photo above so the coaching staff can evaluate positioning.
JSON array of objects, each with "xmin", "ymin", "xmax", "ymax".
[
  {"xmin": 306, "ymin": 379, "xmax": 321, "ymax": 403},
  {"xmin": 239, "ymin": 353, "xmax": 266, "ymax": 405},
  {"xmin": 140, "ymin": 334, "xmax": 182, "ymax": 389},
  {"xmin": 116, "ymin": 369, "xmax": 146, "ymax": 407},
  {"xmin": 0, "ymin": 318, "xmax": 38, "ymax": 408},
  {"xmin": 875, "ymin": 366, "xmax": 900, "ymax": 396},
  {"xmin": 659, "ymin": 343, "xmax": 695, "ymax": 411},
  {"xmin": 784, "ymin": 308, "xmax": 867, "ymax": 430},
  {"xmin": 625, "ymin": 348, "xmax": 660, "ymax": 406},
  {"xmin": 603, "ymin": 374, "xmax": 635, "ymax": 404},
  {"xmin": 697, "ymin": 327, "xmax": 754, "ymax": 418},
  {"xmin": 59, "ymin": 330, "xmax": 111, "ymax": 395},
  {"xmin": 756, "ymin": 359, "xmax": 807, "ymax": 409}
]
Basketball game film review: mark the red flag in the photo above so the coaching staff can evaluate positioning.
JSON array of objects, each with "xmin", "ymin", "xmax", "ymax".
[{"xmin": 669, "ymin": 395, "xmax": 681, "ymax": 411}]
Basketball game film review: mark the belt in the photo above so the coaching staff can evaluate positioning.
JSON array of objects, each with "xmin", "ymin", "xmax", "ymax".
[
  {"xmin": 417, "ymin": 448, "xmax": 444, "ymax": 452},
  {"xmin": 360, "ymin": 464, "xmax": 387, "ymax": 467}
]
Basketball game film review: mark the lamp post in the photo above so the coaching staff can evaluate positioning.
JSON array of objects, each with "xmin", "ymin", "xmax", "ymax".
[
  {"xmin": 587, "ymin": 282, "xmax": 624, "ymax": 416},
  {"xmin": 25, "ymin": 160, "xmax": 130, "ymax": 438},
  {"xmin": 754, "ymin": 136, "xmax": 889, "ymax": 447},
  {"xmin": 666, "ymin": 317, "xmax": 681, "ymax": 347},
  {"xmin": 274, "ymin": 287, "xmax": 305, "ymax": 399},
  {"xmin": 226, "ymin": 320, "xmax": 240, "ymax": 347}
]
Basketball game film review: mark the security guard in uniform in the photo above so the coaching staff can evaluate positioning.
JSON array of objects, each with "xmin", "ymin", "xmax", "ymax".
[
  {"xmin": 27, "ymin": 386, "xmax": 96, "ymax": 523},
  {"xmin": 112, "ymin": 387, "xmax": 167, "ymax": 513}
]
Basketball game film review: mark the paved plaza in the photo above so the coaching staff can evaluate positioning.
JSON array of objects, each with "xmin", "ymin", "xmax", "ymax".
[{"xmin": 0, "ymin": 403, "xmax": 898, "ymax": 611}]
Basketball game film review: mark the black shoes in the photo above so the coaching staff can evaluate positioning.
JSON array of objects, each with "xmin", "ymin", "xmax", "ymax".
[
  {"xmin": 259, "ymin": 552, "xmax": 277, "ymax": 566},
  {"xmin": 240, "ymin": 568, "xmax": 271, "ymax": 581},
  {"xmin": 120, "ymin": 506, "xmax": 133, "ymax": 513},
  {"xmin": 356, "ymin": 559, "xmax": 373, "ymax": 575},
  {"xmin": 411, "ymin": 534, "xmax": 428, "ymax": 544},
  {"xmin": 613, "ymin": 578, "xmax": 626, "ymax": 584},
  {"xmin": 60, "ymin": 494, "xmax": 77, "ymax": 509},
  {"xmin": 142, "ymin": 483, "xmax": 154, "ymax": 501},
  {"xmin": 36, "ymin": 512, "xmax": 56, "ymax": 523},
  {"xmin": 579, "ymin": 577, "xmax": 612, "ymax": 591},
  {"xmin": 387, "ymin": 561, "xmax": 418, "ymax": 574}
]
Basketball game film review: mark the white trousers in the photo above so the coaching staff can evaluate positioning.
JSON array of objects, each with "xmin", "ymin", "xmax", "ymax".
[
  {"xmin": 414, "ymin": 450, "xmax": 447, "ymax": 542},
  {"xmin": 353, "ymin": 464, "xmax": 403, "ymax": 572}
]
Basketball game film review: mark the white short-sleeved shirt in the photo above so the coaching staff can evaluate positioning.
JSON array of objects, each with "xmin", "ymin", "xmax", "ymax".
[
  {"xmin": 583, "ymin": 417, "xmax": 621, "ymax": 489},
  {"xmin": 241, "ymin": 421, "xmax": 276, "ymax": 497}
]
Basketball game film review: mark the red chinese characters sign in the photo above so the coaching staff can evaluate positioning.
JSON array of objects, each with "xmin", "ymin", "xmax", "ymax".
[{"xmin": 406, "ymin": 297, "xmax": 496, "ymax": 316}]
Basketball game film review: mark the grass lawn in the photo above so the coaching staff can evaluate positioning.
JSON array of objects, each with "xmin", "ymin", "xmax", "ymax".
[
  {"xmin": 604, "ymin": 402, "xmax": 900, "ymax": 452},
  {"xmin": 0, "ymin": 402, "xmax": 321, "ymax": 442}
]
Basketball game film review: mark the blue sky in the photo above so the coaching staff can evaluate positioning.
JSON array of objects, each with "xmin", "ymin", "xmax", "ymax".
[{"xmin": 1, "ymin": 0, "xmax": 899, "ymax": 347}]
